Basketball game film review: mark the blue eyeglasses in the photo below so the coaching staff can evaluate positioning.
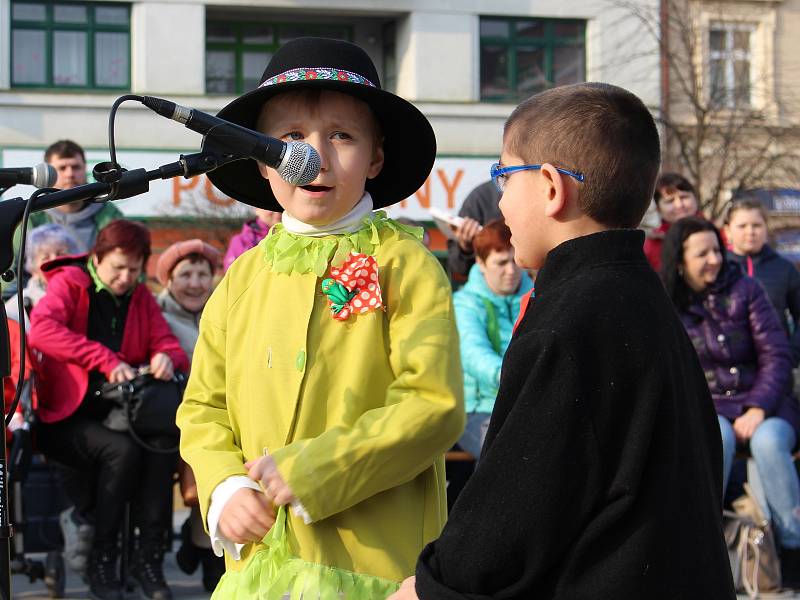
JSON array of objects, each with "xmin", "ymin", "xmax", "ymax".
[{"xmin": 490, "ymin": 162, "xmax": 585, "ymax": 193}]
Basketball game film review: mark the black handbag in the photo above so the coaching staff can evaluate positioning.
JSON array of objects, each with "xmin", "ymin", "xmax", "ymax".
[{"xmin": 98, "ymin": 371, "xmax": 186, "ymax": 454}]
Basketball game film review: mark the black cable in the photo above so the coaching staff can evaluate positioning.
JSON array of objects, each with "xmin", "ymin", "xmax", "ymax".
[
  {"xmin": 5, "ymin": 187, "xmax": 55, "ymax": 427},
  {"xmin": 108, "ymin": 95, "xmax": 143, "ymax": 168},
  {"xmin": 5, "ymin": 92, "xmax": 144, "ymax": 424}
]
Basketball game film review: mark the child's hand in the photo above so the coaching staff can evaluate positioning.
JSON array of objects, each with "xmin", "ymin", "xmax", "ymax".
[
  {"xmin": 246, "ymin": 454, "xmax": 296, "ymax": 506},
  {"xmin": 218, "ymin": 488, "xmax": 275, "ymax": 544},
  {"xmin": 387, "ymin": 576, "xmax": 419, "ymax": 600}
]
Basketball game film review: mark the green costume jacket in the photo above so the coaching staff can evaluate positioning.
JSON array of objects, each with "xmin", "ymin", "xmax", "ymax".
[{"xmin": 177, "ymin": 214, "xmax": 464, "ymax": 596}]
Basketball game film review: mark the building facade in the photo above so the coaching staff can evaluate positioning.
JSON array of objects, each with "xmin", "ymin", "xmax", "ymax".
[
  {"xmin": 0, "ymin": 0, "xmax": 660, "ymax": 223},
  {"xmin": 660, "ymin": 0, "xmax": 800, "ymax": 220}
]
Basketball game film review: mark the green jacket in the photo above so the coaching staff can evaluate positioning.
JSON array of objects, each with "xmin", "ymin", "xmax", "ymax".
[
  {"xmin": 177, "ymin": 215, "xmax": 464, "ymax": 591},
  {"xmin": 12, "ymin": 201, "xmax": 122, "ymax": 256}
]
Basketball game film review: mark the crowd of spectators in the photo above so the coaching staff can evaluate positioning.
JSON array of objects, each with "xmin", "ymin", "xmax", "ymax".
[
  {"xmin": 446, "ymin": 173, "xmax": 800, "ymax": 589},
  {"xmin": 649, "ymin": 177, "xmax": 800, "ymax": 588},
  {"xmin": 5, "ymin": 140, "xmax": 800, "ymax": 595}
]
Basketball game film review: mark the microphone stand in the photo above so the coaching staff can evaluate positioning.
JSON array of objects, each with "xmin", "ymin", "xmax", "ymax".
[{"xmin": 0, "ymin": 148, "xmax": 236, "ymax": 599}]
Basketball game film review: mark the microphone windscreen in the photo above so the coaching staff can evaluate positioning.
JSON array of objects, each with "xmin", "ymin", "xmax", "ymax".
[
  {"xmin": 279, "ymin": 142, "xmax": 321, "ymax": 186},
  {"xmin": 32, "ymin": 163, "xmax": 57, "ymax": 188}
]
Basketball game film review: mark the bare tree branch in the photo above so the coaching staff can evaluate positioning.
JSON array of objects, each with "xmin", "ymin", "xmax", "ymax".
[{"xmin": 606, "ymin": 0, "xmax": 800, "ymax": 221}]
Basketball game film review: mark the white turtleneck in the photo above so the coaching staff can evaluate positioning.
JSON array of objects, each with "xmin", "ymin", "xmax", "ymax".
[{"xmin": 280, "ymin": 192, "xmax": 374, "ymax": 236}]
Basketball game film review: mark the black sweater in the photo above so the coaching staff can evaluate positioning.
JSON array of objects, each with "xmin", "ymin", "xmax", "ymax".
[{"xmin": 416, "ymin": 230, "xmax": 735, "ymax": 599}]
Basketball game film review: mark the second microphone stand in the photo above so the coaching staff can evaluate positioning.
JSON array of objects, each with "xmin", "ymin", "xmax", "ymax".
[{"xmin": 0, "ymin": 147, "xmax": 239, "ymax": 600}]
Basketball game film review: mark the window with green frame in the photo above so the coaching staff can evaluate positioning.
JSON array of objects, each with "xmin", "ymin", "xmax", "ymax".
[
  {"xmin": 480, "ymin": 17, "xmax": 586, "ymax": 103},
  {"xmin": 11, "ymin": 1, "xmax": 130, "ymax": 89},
  {"xmin": 206, "ymin": 21, "xmax": 352, "ymax": 95}
]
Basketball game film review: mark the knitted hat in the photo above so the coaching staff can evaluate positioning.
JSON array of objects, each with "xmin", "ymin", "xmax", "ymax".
[{"xmin": 156, "ymin": 239, "xmax": 221, "ymax": 286}]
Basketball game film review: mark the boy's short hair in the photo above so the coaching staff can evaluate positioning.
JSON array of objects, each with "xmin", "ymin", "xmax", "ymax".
[
  {"xmin": 473, "ymin": 219, "xmax": 512, "ymax": 261},
  {"xmin": 654, "ymin": 172, "xmax": 697, "ymax": 204},
  {"xmin": 724, "ymin": 197, "xmax": 768, "ymax": 225},
  {"xmin": 44, "ymin": 139, "xmax": 86, "ymax": 163},
  {"xmin": 504, "ymin": 82, "xmax": 660, "ymax": 229}
]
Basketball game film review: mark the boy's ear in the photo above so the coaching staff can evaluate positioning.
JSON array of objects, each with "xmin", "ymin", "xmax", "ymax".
[
  {"xmin": 256, "ymin": 161, "xmax": 270, "ymax": 181},
  {"xmin": 541, "ymin": 163, "xmax": 569, "ymax": 219},
  {"xmin": 367, "ymin": 137, "xmax": 385, "ymax": 180}
]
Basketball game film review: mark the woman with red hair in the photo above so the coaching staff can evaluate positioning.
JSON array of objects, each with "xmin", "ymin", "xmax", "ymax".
[
  {"xmin": 453, "ymin": 219, "xmax": 533, "ymax": 458},
  {"xmin": 29, "ymin": 219, "xmax": 188, "ymax": 600}
]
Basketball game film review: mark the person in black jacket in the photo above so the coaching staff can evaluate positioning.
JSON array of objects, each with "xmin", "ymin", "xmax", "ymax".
[
  {"xmin": 725, "ymin": 198, "xmax": 800, "ymax": 367},
  {"xmin": 446, "ymin": 180, "xmax": 502, "ymax": 281},
  {"xmin": 390, "ymin": 83, "xmax": 735, "ymax": 600}
]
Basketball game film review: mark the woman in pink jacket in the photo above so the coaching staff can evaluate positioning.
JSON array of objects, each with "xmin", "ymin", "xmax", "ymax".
[
  {"xmin": 29, "ymin": 220, "xmax": 188, "ymax": 600},
  {"xmin": 222, "ymin": 208, "xmax": 280, "ymax": 271}
]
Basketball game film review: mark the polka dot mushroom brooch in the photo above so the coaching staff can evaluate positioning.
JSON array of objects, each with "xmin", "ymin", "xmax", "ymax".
[{"xmin": 320, "ymin": 252, "xmax": 383, "ymax": 321}]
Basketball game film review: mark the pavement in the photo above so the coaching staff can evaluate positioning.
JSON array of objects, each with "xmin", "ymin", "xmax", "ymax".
[
  {"xmin": 11, "ymin": 559, "xmax": 211, "ymax": 599},
  {"xmin": 11, "ymin": 509, "xmax": 212, "ymax": 600},
  {"xmin": 6, "ymin": 506, "xmax": 797, "ymax": 599},
  {"xmin": 11, "ymin": 548, "xmax": 212, "ymax": 599}
]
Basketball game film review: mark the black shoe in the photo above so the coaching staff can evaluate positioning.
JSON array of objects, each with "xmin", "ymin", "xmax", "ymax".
[
  {"xmin": 174, "ymin": 519, "xmax": 200, "ymax": 575},
  {"xmin": 200, "ymin": 548, "xmax": 226, "ymax": 592},
  {"xmin": 88, "ymin": 545, "xmax": 123, "ymax": 600},
  {"xmin": 782, "ymin": 547, "xmax": 800, "ymax": 590},
  {"xmin": 132, "ymin": 546, "xmax": 172, "ymax": 600}
]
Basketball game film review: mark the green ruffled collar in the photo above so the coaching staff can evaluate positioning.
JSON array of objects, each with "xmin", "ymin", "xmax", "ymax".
[{"xmin": 262, "ymin": 211, "xmax": 423, "ymax": 277}]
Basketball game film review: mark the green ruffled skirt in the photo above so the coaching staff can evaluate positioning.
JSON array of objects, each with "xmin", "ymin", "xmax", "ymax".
[{"xmin": 211, "ymin": 508, "xmax": 400, "ymax": 599}]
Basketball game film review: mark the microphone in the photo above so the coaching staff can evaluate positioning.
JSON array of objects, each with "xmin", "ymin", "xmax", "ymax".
[
  {"xmin": 140, "ymin": 96, "xmax": 321, "ymax": 186},
  {"xmin": 0, "ymin": 163, "xmax": 57, "ymax": 190}
]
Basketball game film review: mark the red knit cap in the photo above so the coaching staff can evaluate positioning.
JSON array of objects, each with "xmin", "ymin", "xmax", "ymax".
[{"xmin": 156, "ymin": 239, "xmax": 221, "ymax": 286}]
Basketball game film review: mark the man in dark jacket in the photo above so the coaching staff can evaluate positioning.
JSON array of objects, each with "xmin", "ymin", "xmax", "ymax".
[
  {"xmin": 390, "ymin": 83, "xmax": 735, "ymax": 599},
  {"xmin": 12, "ymin": 140, "xmax": 121, "ymax": 256},
  {"xmin": 446, "ymin": 180, "xmax": 501, "ymax": 280}
]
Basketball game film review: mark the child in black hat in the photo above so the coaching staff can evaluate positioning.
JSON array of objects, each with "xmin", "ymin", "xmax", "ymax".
[{"xmin": 176, "ymin": 37, "xmax": 464, "ymax": 599}]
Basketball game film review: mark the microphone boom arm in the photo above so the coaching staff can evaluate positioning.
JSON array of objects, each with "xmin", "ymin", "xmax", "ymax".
[{"xmin": 0, "ymin": 149, "xmax": 238, "ymax": 276}]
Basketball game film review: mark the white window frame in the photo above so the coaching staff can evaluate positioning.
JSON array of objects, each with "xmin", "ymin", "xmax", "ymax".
[
  {"xmin": 708, "ymin": 21, "xmax": 754, "ymax": 109},
  {"xmin": 696, "ymin": 1, "xmax": 777, "ymax": 116}
]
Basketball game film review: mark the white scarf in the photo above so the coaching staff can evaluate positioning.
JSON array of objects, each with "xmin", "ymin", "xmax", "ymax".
[{"xmin": 281, "ymin": 193, "xmax": 374, "ymax": 237}]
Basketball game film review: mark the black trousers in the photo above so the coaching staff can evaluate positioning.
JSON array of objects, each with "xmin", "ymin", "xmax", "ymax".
[{"xmin": 38, "ymin": 394, "xmax": 177, "ymax": 548}]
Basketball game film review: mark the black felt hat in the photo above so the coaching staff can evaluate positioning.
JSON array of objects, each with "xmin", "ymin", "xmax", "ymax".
[{"xmin": 207, "ymin": 37, "xmax": 436, "ymax": 211}]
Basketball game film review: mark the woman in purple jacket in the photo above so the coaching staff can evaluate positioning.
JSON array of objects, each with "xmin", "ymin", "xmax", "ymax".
[{"xmin": 662, "ymin": 216, "xmax": 800, "ymax": 580}]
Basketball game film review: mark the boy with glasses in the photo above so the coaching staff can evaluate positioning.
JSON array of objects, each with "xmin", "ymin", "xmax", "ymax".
[{"xmin": 392, "ymin": 83, "xmax": 736, "ymax": 600}]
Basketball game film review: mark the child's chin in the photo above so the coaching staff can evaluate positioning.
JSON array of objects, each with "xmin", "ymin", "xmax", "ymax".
[
  {"xmin": 513, "ymin": 254, "xmax": 537, "ymax": 271},
  {"xmin": 297, "ymin": 209, "xmax": 343, "ymax": 226}
]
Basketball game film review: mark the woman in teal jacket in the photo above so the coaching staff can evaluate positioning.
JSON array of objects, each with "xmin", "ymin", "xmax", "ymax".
[{"xmin": 453, "ymin": 219, "xmax": 533, "ymax": 457}]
